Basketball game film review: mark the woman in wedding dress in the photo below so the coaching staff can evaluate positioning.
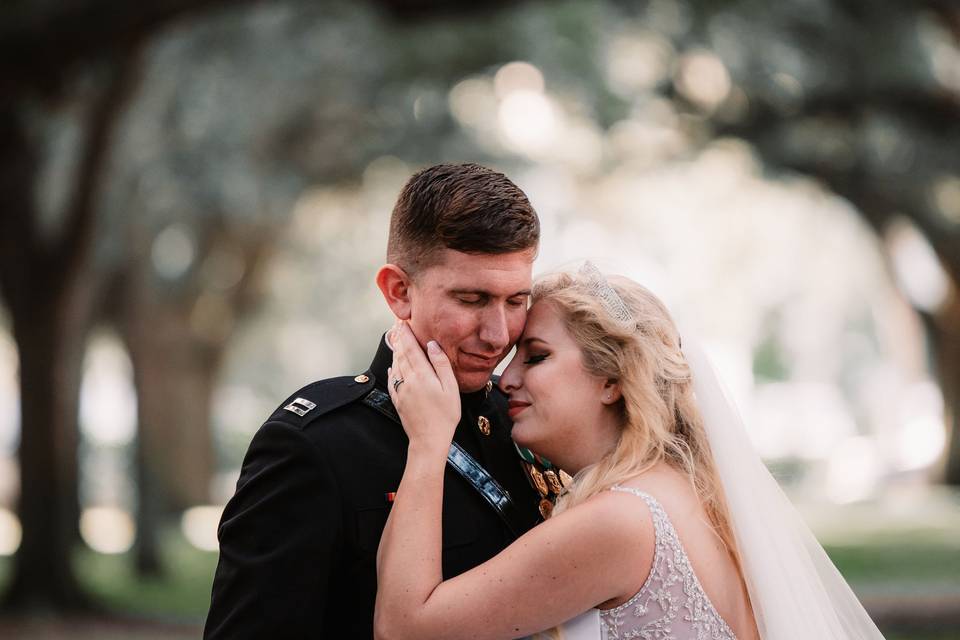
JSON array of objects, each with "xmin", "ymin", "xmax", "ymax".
[{"xmin": 374, "ymin": 266, "xmax": 885, "ymax": 640}]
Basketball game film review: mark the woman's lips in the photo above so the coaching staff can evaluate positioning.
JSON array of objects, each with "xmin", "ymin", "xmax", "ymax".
[{"xmin": 507, "ymin": 401, "xmax": 530, "ymax": 419}]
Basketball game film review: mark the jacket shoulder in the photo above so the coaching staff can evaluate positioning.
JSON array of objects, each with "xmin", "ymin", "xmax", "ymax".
[{"xmin": 264, "ymin": 374, "xmax": 376, "ymax": 431}]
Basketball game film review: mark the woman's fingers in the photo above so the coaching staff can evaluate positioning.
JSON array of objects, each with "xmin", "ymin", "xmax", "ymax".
[
  {"xmin": 390, "ymin": 322, "xmax": 410, "ymax": 375},
  {"xmin": 393, "ymin": 320, "xmax": 434, "ymax": 379},
  {"xmin": 426, "ymin": 341, "xmax": 457, "ymax": 393},
  {"xmin": 387, "ymin": 323, "xmax": 462, "ymax": 442}
]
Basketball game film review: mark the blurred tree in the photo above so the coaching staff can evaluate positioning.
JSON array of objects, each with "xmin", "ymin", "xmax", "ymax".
[
  {"xmin": 0, "ymin": 0, "xmax": 273, "ymax": 611},
  {"xmin": 0, "ymin": 52, "xmax": 146, "ymax": 610},
  {"xmin": 674, "ymin": 0, "xmax": 960, "ymax": 482},
  {"xmin": 0, "ymin": 0, "xmax": 528, "ymax": 613}
]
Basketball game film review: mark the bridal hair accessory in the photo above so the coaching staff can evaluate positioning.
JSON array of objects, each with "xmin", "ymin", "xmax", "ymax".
[{"xmin": 578, "ymin": 262, "xmax": 634, "ymax": 326}]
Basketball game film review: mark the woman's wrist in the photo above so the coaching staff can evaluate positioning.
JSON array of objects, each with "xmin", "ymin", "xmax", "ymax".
[{"xmin": 407, "ymin": 437, "xmax": 452, "ymax": 462}]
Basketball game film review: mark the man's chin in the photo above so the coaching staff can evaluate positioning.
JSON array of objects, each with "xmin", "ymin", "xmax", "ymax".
[{"xmin": 454, "ymin": 368, "xmax": 496, "ymax": 393}]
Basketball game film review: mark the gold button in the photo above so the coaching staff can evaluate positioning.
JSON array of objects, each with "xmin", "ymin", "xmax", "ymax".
[
  {"xmin": 354, "ymin": 374, "xmax": 370, "ymax": 383},
  {"xmin": 485, "ymin": 380, "xmax": 493, "ymax": 393},
  {"xmin": 477, "ymin": 415, "xmax": 491, "ymax": 436}
]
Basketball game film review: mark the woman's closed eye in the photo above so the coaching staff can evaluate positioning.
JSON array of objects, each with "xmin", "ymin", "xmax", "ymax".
[{"xmin": 523, "ymin": 353, "xmax": 548, "ymax": 365}]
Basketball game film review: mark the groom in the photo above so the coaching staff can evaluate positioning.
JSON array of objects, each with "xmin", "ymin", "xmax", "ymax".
[{"xmin": 205, "ymin": 163, "xmax": 544, "ymax": 638}]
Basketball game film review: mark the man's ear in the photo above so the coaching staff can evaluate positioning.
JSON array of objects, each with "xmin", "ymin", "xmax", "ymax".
[
  {"xmin": 376, "ymin": 264, "xmax": 413, "ymax": 320},
  {"xmin": 601, "ymin": 379, "xmax": 622, "ymax": 405}
]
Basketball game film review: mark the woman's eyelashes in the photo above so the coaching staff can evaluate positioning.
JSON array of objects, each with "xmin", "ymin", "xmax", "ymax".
[{"xmin": 523, "ymin": 353, "xmax": 548, "ymax": 365}]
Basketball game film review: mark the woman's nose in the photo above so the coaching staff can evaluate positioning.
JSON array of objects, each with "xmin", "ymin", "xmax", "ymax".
[{"xmin": 498, "ymin": 357, "xmax": 521, "ymax": 394}]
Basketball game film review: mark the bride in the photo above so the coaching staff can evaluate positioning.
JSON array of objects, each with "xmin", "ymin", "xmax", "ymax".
[{"xmin": 374, "ymin": 266, "xmax": 885, "ymax": 640}]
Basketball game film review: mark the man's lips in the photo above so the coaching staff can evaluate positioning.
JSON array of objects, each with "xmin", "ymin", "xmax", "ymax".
[
  {"xmin": 507, "ymin": 400, "xmax": 530, "ymax": 419},
  {"xmin": 459, "ymin": 351, "xmax": 501, "ymax": 369}
]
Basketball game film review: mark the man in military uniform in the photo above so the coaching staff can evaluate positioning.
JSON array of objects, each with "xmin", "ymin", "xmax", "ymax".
[{"xmin": 205, "ymin": 163, "xmax": 546, "ymax": 638}]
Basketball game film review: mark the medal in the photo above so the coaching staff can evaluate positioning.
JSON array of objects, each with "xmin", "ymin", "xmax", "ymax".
[
  {"xmin": 538, "ymin": 498, "xmax": 553, "ymax": 519},
  {"xmin": 477, "ymin": 415, "xmax": 491, "ymax": 436},
  {"xmin": 528, "ymin": 465, "xmax": 549, "ymax": 497},
  {"xmin": 544, "ymin": 469, "xmax": 563, "ymax": 495}
]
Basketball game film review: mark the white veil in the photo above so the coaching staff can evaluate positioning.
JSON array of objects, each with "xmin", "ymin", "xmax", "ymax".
[{"xmin": 683, "ymin": 339, "xmax": 886, "ymax": 639}]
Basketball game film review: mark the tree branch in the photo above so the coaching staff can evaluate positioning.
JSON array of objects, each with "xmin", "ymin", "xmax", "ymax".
[{"xmin": 52, "ymin": 47, "xmax": 145, "ymax": 285}]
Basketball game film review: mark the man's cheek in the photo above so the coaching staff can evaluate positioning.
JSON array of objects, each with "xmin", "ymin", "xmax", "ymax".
[{"xmin": 508, "ymin": 314, "xmax": 527, "ymax": 342}]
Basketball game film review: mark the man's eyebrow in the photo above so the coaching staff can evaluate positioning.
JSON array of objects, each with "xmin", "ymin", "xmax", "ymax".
[{"xmin": 449, "ymin": 289, "xmax": 532, "ymax": 297}]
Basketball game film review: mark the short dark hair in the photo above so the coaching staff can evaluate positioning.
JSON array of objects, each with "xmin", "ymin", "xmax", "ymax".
[{"xmin": 387, "ymin": 163, "xmax": 540, "ymax": 274}]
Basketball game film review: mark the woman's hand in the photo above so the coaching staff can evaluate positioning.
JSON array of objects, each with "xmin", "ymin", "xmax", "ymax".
[{"xmin": 388, "ymin": 321, "xmax": 460, "ymax": 456}]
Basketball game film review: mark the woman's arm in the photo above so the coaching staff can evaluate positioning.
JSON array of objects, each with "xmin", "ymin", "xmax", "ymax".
[{"xmin": 375, "ymin": 323, "xmax": 652, "ymax": 640}]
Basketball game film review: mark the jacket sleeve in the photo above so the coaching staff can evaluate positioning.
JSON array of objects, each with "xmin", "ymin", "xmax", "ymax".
[{"xmin": 204, "ymin": 419, "xmax": 342, "ymax": 639}]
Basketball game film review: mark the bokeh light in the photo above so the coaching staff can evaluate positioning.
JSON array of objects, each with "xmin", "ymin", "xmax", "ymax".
[
  {"xmin": 0, "ymin": 508, "xmax": 21, "ymax": 556},
  {"xmin": 181, "ymin": 505, "xmax": 222, "ymax": 552},
  {"xmin": 79, "ymin": 334, "xmax": 137, "ymax": 447},
  {"xmin": 79, "ymin": 507, "xmax": 135, "ymax": 554}
]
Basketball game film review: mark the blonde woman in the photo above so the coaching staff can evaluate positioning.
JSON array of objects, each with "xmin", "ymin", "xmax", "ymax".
[{"xmin": 375, "ymin": 266, "xmax": 885, "ymax": 640}]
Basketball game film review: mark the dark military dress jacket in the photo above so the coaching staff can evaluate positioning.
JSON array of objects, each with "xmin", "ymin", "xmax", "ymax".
[{"xmin": 204, "ymin": 336, "xmax": 543, "ymax": 639}]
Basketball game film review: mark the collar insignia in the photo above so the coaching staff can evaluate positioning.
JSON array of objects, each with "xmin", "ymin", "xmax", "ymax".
[{"xmin": 284, "ymin": 397, "xmax": 317, "ymax": 417}]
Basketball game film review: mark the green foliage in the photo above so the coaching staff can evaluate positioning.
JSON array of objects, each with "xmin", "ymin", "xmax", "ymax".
[{"xmin": 752, "ymin": 331, "xmax": 790, "ymax": 382}]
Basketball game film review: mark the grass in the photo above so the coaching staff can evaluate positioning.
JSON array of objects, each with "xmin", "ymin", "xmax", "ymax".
[
  {"xmin": 74, "ymin": 528, "xmax": 219, "ymax": 622},
  {"xmin": 825, "ymin": 530, "xmax": 960, "ymax": 591},
  {"xmin": 0, "ymin": 522, "xmax": 958, "ymax": 638},
  {"xmin": 0, "ymin": 527, "xmax": 217, "ymax": 623}
]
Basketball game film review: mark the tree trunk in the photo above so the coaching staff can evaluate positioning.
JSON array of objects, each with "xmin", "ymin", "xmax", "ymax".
[
  {"xmin": 120, "ymin": 264, "xmax": 220, "ymax": 514},
  {"xmin": 119, "ymin": 269, "xmax": 222, "ymax": 576},
  {"xmin": 936, "ymin": 296, "xmax": 960, "ymax": 485},
  {"xmin": 134, "ymin": 422, "xmax": 164, "ymax": 577},
  {"xmin": 4, "ymin": 294, "xmax": 90, "ymax": 611},
  {"xmin": 0, "ymin": 101, "xmax": 90, "ymax": 612},
  {"xmin": 0, "ymin": 48, "xmax": 142, "ymax": 611},
  {"xmin": 130, "ymin": 331, "xmax": 218, "ymax": 512}
]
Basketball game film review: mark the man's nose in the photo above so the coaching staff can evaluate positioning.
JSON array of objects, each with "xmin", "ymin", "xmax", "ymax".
[{"xmin": 478, "ymin": 305, "xmax": 509, "ymax": 352}]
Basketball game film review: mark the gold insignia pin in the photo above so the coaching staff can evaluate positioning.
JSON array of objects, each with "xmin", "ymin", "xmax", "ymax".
[
  {"xmin": 544, "ymin": 470, "xmax": 563, "ymax": 495},
  {"xmin": 539, "ymin": 498, "xmax": 554, "ymax": 519},
  {"xmin": 485, "ymin": 380, "xmax": 493, "ymax": 394},
  {"xmin": 559, "ymin": 470, "xmax": 574, "ymax": 488},
  {"xmin": 354, "ymin": 374, "xmax": 370, "ymax": 383},
  {"xmin": 477, "ymin": 415, "xmax": 491, "ymax": 436}
]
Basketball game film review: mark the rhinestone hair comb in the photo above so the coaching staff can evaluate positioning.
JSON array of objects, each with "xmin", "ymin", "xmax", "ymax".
[{"xmin": 578, "ymin": 261, "xmax": 634, "ymax": 326}]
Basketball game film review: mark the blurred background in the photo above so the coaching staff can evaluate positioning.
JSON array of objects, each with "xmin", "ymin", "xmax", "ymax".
[{"xmin": 1, "ymin": 0, "xmax": 959, "ymax": 638}]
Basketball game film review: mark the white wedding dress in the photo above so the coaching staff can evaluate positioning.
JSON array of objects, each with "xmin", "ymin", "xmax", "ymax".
[{"xmin": 557, "ymin": 487, "xmax": 737, "ymax": 640}]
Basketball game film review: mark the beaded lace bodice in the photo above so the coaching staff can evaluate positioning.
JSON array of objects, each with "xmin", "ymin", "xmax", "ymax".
[{"xmin": 598, "ymin": 487, "xmax": 737, "ymax": 640}]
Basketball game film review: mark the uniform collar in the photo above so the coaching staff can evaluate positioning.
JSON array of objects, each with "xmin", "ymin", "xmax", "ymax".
[{"xmin": 368, "ymin": 333, "xmax": 491, "ymax": 414}]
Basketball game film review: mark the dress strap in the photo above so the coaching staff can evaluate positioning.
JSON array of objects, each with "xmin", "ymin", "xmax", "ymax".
[
  {"xmin": 607, "ymin": 486, "xmax": 673, "ymax": 546},
  {"xmin": 609, "ymin": 485, "xmax": 652, "ymax": 499},
  {"xmin": 609, "ymin": 485, "xmax": 662, "ymax": 514}
]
